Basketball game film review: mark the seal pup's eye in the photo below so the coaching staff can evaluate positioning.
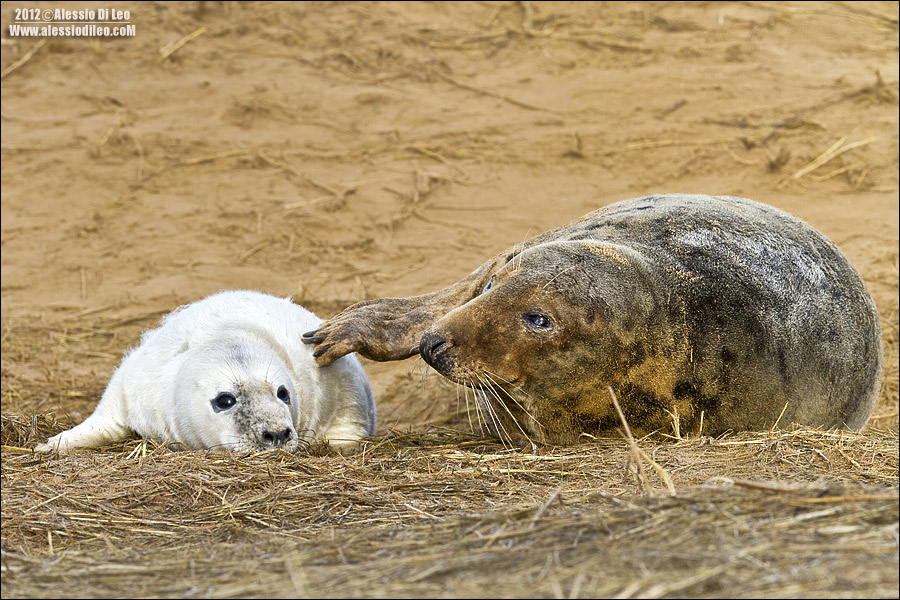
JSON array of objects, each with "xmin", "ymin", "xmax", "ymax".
[
  {"xmin": 212, "ymin": 392, "xmax": 237, "ymax": 412},
  {"xmin": 524, "ymin": 311, "xmax": 553, "ymax": 330},
  {"xmin": 482, "ymin": 275, "xmax": 496, "ymax": 294},
  {"xmin": 276, "ymin": 385, "xmax": 290, "ymax": 404}
]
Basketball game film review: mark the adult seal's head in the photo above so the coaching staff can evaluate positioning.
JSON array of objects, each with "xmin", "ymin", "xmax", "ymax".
[{"xmin": 420, "ymin": 241, "xmax": 664, "ymax": 445}]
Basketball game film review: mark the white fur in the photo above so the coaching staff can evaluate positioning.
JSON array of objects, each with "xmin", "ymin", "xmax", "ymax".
[{"xmin": 37, "ymin": 291, "xmax": 375, "ymax": 454}]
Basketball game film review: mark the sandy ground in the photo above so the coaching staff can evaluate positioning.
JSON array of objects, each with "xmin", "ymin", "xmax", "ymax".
[
  {"xmin": 1, "ymin": 1, "xmax": 898, "ymax": 597},
  {"xmin": 2, "ymin": 0, "xmax": 897, "ymax": 433}
]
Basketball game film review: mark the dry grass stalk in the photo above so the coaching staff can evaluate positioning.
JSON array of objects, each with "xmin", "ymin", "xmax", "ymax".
[
  {"xmin": 779, "ymin": 136, "xmax": 877, "ymax": 186},
  {"xmin": 159, "ymin": 26, "xmax": 207, "ymax": 62},
  {"xmin": 520, "ymin": 0, "xmax": 534, "ymax": 30},
  {"xmin": 256, "ymin": 151, "xmax": 350, "ymax": 201},
  {"xmin": 434, "ymin": 71, "xmax": 559, "ymax": 114},
  {"xmin": 601, "ymin": 136, "xmax": 740, "ymax": 155},
  {"xmin": 608, "ymin": 385, "xmax": 652, "ymax": 496},
  {"xmin": 0, "ymin": 39, "xmax": 48, "ymax": 80},
  {"xmin": 180, "ymin": 148, "xmax": 256, "ymax": 165}
]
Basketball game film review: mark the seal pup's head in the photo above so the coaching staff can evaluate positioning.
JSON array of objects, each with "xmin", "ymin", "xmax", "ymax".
[
  {"xmin": 420, "ymin": 240, "xmax": 663, "ymax": 446},
  {"xmin": 171, "ymin": 337, "xmax": 302, "ymax": 452}
]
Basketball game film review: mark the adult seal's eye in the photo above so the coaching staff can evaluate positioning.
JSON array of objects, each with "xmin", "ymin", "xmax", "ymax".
[
  {"xmin": 524, "ymin": 311, "xmax": 553, "ymax": 330},
  {"xmin": 482, "ymin": 275, "xmax": 496, "ymax": 294},
  {"xmin": 277, "ymin": 385, "xmax": 290, "ymax": 404},
  {"xmin": 212, "ymin": 392, "xmax": 237, "ymax": 412}
]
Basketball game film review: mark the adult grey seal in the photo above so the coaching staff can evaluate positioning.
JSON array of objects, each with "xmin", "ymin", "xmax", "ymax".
[
  {"xmin": 39, "ymin": 290, "xmax": 375, "ymax": 454},
  {"xmin": 303, "ymin": 194, "xmax": 881, "ymax": 445}
]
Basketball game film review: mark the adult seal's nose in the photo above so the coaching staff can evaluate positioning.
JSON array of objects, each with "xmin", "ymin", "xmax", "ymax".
[{"xmin": 420, "ymin": 331, "xmax": 454, "ymax": 372}]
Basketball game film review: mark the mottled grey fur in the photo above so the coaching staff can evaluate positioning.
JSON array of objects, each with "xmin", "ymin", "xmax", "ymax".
[{"xmin": 305, "ymin": 195, "xmax": 881, "ymax": 444}]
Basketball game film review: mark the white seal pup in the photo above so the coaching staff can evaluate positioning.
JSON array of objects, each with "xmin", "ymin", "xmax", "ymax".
[{"xmin": 37, "ymin": 290, "xmax": 375, "ymax": 454}]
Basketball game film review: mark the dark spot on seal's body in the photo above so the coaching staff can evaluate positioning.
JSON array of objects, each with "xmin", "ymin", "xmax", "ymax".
[
  {"xmin": 617, "ymin": 384, "xmax": 670, "ymax": 425},
  {"xmin": 575, "ymin": 412, "xmax": 612, "ymax": 435},
  {"xmin": 593, "ymin": 414, "xmax": 621, "ymax": 433},
  {"xmin": 673, "ymin": 380, "xmax": 719, "ymax": 420},
  {"xmin": 673, "ymin": 381, "xmax": 697, "ymax": 399},
  {"xmin": 622, "ymin": 343, "xmax": 647, "ymax": 370},
  {"xmin": 775, "ymin": 348, "xmax": 790, "ymax": 380}
]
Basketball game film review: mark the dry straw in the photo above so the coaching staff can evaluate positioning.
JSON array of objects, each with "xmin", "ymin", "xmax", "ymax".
[{"xmin": 2, "ymin": 412, "xmax": 897, "ymax": 598}]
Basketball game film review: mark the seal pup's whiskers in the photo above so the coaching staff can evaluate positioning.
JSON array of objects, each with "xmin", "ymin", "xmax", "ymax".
[
  {"xmin": 223, "ymin": 360, "xmax": 242, "ymax": 390},
  {"xmin": 406, "ymin": 354, "xmax": 429, "ymax": 385},
  {"xmin": 207, "ymin": 441, "xmax": 239, "ymax": 451},
  {"xmin": 473, "ymin": 372, "xmax": 507, "ymax": 443},
  {"xmin": 483, "ymin": 385, "xmax": 527, "ymax": 446},
  {"xmin": 264, "ymin": 353, "xmax": 278, "ymax": 385},
  {"xmin": 461, "ymin": 383, "xmax": 481, "ymax": 432}
]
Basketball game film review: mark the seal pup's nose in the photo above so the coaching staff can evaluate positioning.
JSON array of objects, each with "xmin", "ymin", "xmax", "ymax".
[
  {"xmin": 420, "ymin": 332, "xmax": 455, "ymax": 372},
  {"xmin": 259, "ymin": 427, "xmax": 294, "ymax": 448}
]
